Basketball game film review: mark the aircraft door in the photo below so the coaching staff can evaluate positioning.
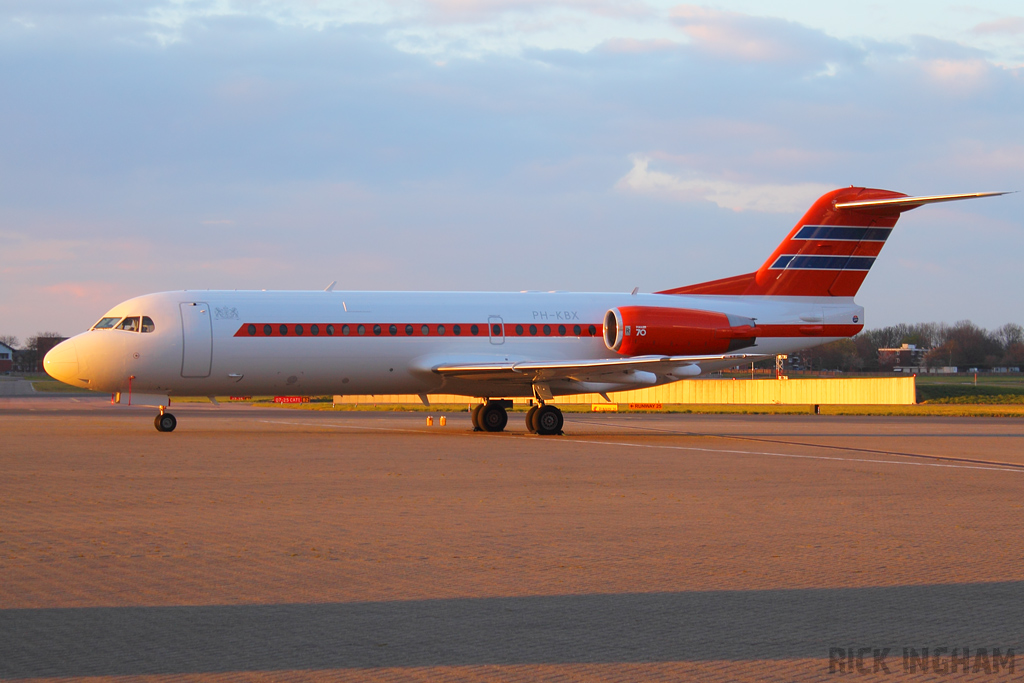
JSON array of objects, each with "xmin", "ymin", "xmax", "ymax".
[
  {"xmin": 180, "ymin": 302, "xmax": 213, "ymax": 378},
  {"xmin": 488, "ymin": 316, "xmax": 505, "ymax": 345}
]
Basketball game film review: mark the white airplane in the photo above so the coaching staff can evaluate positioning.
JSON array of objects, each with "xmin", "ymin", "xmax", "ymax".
[{"xmin": 44, "ymin": 187, "xmax": 1007, "ymax": 434}]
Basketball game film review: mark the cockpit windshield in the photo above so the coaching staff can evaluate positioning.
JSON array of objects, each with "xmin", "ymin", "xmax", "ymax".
[
  {"xmin": 116, "ymin": 317, "xmax": 141, "ymax": 332},
  {"xmin": 93, "ymin": 315, "xmax": 156, "ymax": 332},
  {"xmin": 92, "ymin": 317, "xmax": 122, "ymax": 330}
]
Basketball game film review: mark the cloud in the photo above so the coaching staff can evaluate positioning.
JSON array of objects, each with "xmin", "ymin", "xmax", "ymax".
[
  {"xmin": 918, "ymin": 57, "xmax": 991, "ymax": 88},
  {"xmin": 972, "ymin": 16, "xmax": 1024, "ymax": 36},
  {"xmin": 1, "ymin": 3, "xmax": 1023, "ymax": 340},
  {"xmin": 669, "ymin": 4, "xmax": 859, "ymax": 66},
  {"xmin": 616, "ymin": 157, "xmax": 834, "ymax": 213},
  {"xmin": 598, "ymin": 37, "xmax": 681, "ymax": 54},
  {"xmin": 42, "ymin": 281, "xmax": 122, "ymax": 301}
]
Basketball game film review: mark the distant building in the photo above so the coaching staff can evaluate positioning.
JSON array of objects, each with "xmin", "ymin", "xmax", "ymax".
[
  {"xmin": 0, "ymin": 341, "xmax": 13, "ymax": 373},
  {"xmin": 34, "ymin": 337, "xmax": 67, "ymax": 372},
  {"xmin": 878, "ymin": 343, "xmax": 927, "ymax": 371},
  {"xmin": 12, "ymin": 337, "xmax": 68, "ymax": 373}
]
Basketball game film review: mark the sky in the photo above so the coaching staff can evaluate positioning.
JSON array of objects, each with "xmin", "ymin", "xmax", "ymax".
[{"xmin": 1, "ymin": 1, "xmax": 1023, "ymax": 342}]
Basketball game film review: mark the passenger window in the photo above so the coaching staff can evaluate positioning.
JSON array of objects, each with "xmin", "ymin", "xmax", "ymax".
[
  {"xmin": 141, "ymin": 317, "xmax": 156, "ymax": 333},
  {"xmin": 93, "ymin": 317, "xmax": 122, "ymax": 330},
  {"xmin": 421, "ymin": 325, "xmax": 429, "ymax": 335},
  {"xmin": 116, "ymin": 317, "xmax": 141, "ymax": 332},
  {"xmin": 437, "ymin": 325, "xmax": 445, "ymax": 335},
  {"xmin": 453, "ymin": 325, "xmax": 461, "ymax": 336},
  {"xmin": 405, "ymin": 324, "xmax": 414, "ymax": 336}
]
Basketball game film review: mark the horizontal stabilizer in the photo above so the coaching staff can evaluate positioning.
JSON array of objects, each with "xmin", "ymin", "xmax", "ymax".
[
  {"xmin": 834, "ymin": 191, "xmax": 1010, "ymax": 211},
  {"xmin": 661, "ymin": 186, "xmax": 1012, "ymax": 298}
]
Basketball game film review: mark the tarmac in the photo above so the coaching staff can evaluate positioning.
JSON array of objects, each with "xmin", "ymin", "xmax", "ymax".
[{"xmin": 1, "ymin": 396, "xmax": 1023, "ymax": 681}]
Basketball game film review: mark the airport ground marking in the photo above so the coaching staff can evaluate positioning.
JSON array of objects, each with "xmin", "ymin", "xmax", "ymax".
[
  {"xmin": 567, "ymin": 416, "xmax": 1024, "ymax": 471},
  {"xmin": 258, "ymin": 418, "xmax": 1023, "ymax": 474},
  {"xmin": 554, "ymin": 436, "xmax": 1024, "ymax": 474}
]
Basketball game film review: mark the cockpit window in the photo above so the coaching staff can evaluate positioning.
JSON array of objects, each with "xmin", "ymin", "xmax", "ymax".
[
  {"xmin": 141, "ymin": 316, "xmax": 156, "ymax": 333},
  {"xmin": 116, "ymin": 317, "xmax": 141, "ymax": 332},
  {"xmin": 93, "ymin": 317, "xmax": 122, "ymax": 330}
]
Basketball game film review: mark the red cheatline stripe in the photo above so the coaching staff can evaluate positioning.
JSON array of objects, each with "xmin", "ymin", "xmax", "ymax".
[
  {"xmin": 234, "ymin": 322, "xmax": 860, "ymax": 339},
  {"xmin": 233, "ymin": 323, "xmax": 602, "ymax": 338}
]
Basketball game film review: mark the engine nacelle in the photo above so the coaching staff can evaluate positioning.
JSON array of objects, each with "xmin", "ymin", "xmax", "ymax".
[{"xmin": 603, "ymin": 306, "xmax": 757, "ymax": 356}]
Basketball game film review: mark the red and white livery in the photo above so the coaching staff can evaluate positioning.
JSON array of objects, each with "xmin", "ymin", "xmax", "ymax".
[{"xmin": 44, "ymin": 187, "xmax": 1007, "ymax": 434}]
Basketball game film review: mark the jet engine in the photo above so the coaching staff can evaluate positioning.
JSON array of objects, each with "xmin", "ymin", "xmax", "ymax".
[{"xmin": 603, "ymin": 306, "xmax": 757, "ymax": 356}]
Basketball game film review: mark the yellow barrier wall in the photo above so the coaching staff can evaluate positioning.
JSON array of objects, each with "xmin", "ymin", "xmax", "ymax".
[{"xmin": 333, "ymin": 377, "xmax": 916, "ymax": 406}]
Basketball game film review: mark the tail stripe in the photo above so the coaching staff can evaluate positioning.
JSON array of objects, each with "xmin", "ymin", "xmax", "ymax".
[
  {"xmin": 793, "ymin": 225, "xmax": 892, "ymax": 241},
  {"xmin": 770, "ymin": 255, "xmax": 876, "ymax": 270}
]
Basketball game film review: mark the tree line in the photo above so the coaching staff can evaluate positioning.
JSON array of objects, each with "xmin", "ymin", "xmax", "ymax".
[{"xmin": 797, "ymin": 321, "xmax": 1024, "ymax": 372}]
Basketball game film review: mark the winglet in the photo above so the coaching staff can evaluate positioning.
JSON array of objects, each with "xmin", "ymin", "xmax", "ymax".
[{"xmin": 324, "ymin": 281, "xmax": 337, "ymax": 292}]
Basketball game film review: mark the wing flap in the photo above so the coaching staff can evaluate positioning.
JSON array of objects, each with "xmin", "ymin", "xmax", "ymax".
[{"xmin": 434, "ymin": 353, "xmax": 767, "ymax": 382}]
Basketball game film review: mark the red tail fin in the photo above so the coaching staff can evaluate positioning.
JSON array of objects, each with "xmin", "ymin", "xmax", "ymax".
[{"xmin": 659, "ymin": 187, "xmax": 1007, "ymax": 297}]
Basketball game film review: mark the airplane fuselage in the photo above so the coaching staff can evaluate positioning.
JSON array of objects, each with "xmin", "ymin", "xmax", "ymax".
[{"xmin": 48, "ymin": 289, "xmax": 862, "ymax": 398}]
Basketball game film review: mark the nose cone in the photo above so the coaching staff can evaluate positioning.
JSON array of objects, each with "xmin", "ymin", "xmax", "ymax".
[{"xmin": 44, "ymin": 338, "xmax": 79, "ymax": 384}]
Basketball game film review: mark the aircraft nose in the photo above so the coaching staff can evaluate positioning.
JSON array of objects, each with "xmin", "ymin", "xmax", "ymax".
[{"xmin": 44, "ymin": 338, "xmax": 79, "ymax": 384}]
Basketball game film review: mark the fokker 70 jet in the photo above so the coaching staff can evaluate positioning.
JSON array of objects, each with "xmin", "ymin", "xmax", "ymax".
[{"xmin": 44, "ymin": 187, "xmax": 1006, "ymax": 434}]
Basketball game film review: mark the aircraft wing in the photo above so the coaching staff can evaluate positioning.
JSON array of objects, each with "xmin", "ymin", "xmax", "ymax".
[{"xmin": 432, "ymin": 353, "xmax": 768, "ymax": 383}]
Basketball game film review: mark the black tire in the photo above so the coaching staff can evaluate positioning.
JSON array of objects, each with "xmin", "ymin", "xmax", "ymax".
[
  {"xmin": 534, "ymin": 405, "xmax": 563, "ymax": 435},
  {"xmin": 525, "ymin": 405, "xmax": 539, "ymax": 433},
  {"xmin": 471, "ymin": 404, "xmax": 484, "ymax": 431},
  {"xmin": 156, "ymin": 413, "xmax": 177, "ymax": 433},
  {"xmin": 481, "ymin": 404, "xmax": 508, "ymax": 432}
]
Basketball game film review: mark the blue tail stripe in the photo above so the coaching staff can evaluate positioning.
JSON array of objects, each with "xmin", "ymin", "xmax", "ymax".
[
  {"xmin": 794, "ymin": 225, "xmax": 893, "ymax": 241},
  {"xmin": 770, "ymin": 255, "xmax": 876, "ymax": 271}
]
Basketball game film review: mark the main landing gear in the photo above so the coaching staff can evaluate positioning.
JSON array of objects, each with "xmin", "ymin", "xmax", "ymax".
[
  {"xmin": 154, "ymin": 406, "xmax": 177, "ymax": 432},
  {"xmin": 527, "ymin": 403, "xmax": 563, "ymax": 436},
  {"xmin": 471, "ymin": 399, "xmax": 563, "ymax": 435},
  {"xmin": 472, "ymin": 400, "xmax": 509, "ymax": 433}
]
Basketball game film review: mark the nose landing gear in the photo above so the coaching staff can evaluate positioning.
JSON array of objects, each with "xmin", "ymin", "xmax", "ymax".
[{"xmin": 154, "ymin": 406, "xmax": 177, "ymax": 432}]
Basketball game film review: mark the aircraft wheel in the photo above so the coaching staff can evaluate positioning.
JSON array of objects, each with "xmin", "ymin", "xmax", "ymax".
[
  {"xmin": 534, "ymin": 405, "xmax": 563, "ymax": 436},
  {"xmin": 471, "ymin": 404, "xmax": 484, "ymax": 431},
  {"xmin": 480, "ymin": 403, "xmax": 508, "ymax": 432},
  {"xmin": 525, "ymin": 405, "xmax": 539, "ymax": 433},
  {"xmin": 155, "ymin": 413, "xmax": 177, "ymax": 433}
]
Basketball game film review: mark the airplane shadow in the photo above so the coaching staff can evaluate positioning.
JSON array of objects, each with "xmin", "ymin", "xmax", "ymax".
[{"xmin": 2, "ymin": 582, "xmax": 1022, "ymax": 677}]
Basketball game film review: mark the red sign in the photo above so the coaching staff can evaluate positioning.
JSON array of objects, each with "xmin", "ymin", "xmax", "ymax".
[{"xmin": 273, "ymin": 396, "xmax": 310, "ymax": 404}]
